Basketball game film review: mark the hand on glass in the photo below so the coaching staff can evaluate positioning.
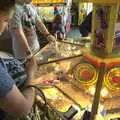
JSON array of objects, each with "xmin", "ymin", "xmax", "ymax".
[{"xmin": 46, "ymin": 34, "xmax": 56, "ymax": 43}]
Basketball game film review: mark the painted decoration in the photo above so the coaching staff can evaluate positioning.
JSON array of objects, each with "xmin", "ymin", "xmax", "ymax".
[
  {"xmin": 104, "ymin": 67, "xmax": 120, "ymax": 91},
  {"xmin": 73, "ymin": 63, "xmax": 98, "ymax": 85}
]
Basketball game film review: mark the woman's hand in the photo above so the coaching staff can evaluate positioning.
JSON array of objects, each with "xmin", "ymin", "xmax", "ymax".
[{"xmin": 46, "ymin": 34, "xmax": 56, "ymax": 42}]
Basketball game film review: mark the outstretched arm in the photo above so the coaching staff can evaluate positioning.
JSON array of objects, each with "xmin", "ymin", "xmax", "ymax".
[{"xmin": 36, "ymin": 14, "xmax": 56, "ymax": 42}]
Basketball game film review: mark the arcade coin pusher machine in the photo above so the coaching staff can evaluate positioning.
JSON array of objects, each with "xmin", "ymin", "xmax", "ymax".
[{"xmin": 32, "ymin": 0, "xmax": 120, "ymax": 119}]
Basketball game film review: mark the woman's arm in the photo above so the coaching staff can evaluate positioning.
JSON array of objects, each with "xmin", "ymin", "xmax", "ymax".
[
  {"xmin": 0, "ymin": 84, "xmax": 35, "ymax": 117},
  {"xmin": 36, "ymin": 15, "xmax": 56, "ymax": 42},
  {"xmin": 0, "ymin": 57, "xmax": 36, "ymax": 117}
]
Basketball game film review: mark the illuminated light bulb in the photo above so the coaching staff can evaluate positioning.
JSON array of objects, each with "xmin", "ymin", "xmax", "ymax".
[
  {"xmin": 99, "ymin": 104, "xmax": 104, "ymax": 112},
  {"xmin": 67, "ymin": 45, "xmax": 72, "ymax": 50},
  {"xmin": 101, "ymin": 87, "xmax": 109, "ymax": 97},
  {"xmin": 89, "ymin": 86, "xmax": 95, "ymax": 95},
  {"xmin": 74, "ymin": 50, "xmax": 81, "ymax": 55},
  {"xmin": 55, "ymin": 65, "xmax": 60, "ymax": 72},
  {"xmin": 59, "ymin": 61, "xmax": 71, "ymax": 72},
  {"xmin": 85, "ymin": 43, "xmax": 90, "ymax": 48},
  {"xmin": 52, "ymin": 63, "xmax": 56, "ymax": 67},
  {"xmin": 86, "ymin": 36, "xmax": 91, "ymax": 40},
  {"xmin": 85, "ymin": 105, "xmax": 92, "ymax": 112},
  {"xmin": 53, "ymin": 0, "xmax": 56, "ymax": 2},
  {"xmin": 117, "ymin": 87, "xmax": 120, "ymax": 90},
  {"xmin": 72, "ymin": 104, "xmax": 81, "ymax": 112},
  {"xmin": 39, "ymin": 54, "xmax": 44, "ymax": 60},
  {"xmin": 72, "ymin": 46, "xmax": 76, "ymax": 50}
]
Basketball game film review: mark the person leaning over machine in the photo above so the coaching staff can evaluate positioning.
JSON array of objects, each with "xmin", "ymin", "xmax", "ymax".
[
  {"xmin": 0, "ymin": 0, "xmax": 37, "ymax": 119},
  {"xmin": 9, "ymin": 0, "xmax": 56, "ymax": 59}
]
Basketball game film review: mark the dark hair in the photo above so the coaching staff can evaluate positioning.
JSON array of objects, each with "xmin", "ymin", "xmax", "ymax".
[{"xmin": 0, "ymin": 0, "xmax": 15, "ymax": 12}]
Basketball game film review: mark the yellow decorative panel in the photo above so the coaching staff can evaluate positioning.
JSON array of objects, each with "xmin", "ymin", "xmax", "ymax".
[
  {"xmin": 78, "ymin": 0, "xmax": 120, "ymax": 4},
  {"xmin": 32, "ymin": 0, "xmax": 64, "ymax": 4}
]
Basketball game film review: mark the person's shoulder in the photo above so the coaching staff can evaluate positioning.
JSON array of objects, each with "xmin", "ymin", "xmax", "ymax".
[
  {"xmin": 25, "ymin": 3, "xmax": 35, "ymax": 10},
  {"xmin": 29, "ymin": 4, "xmax": 36, "ymax": 9},
  {"xmin": 15, "ymin": 4, "xmax": 24, "ymax": 14},
  {"xmin": 27, "ymin": 4, "xmax": 38, "ymax": 13},
  {"xmin": 0, "ymin": 61, "xmax": 14, "ymax": 97},
  {"xmin": 26, "ymin": 4, "xmax": 38, "ymax": 17}
]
